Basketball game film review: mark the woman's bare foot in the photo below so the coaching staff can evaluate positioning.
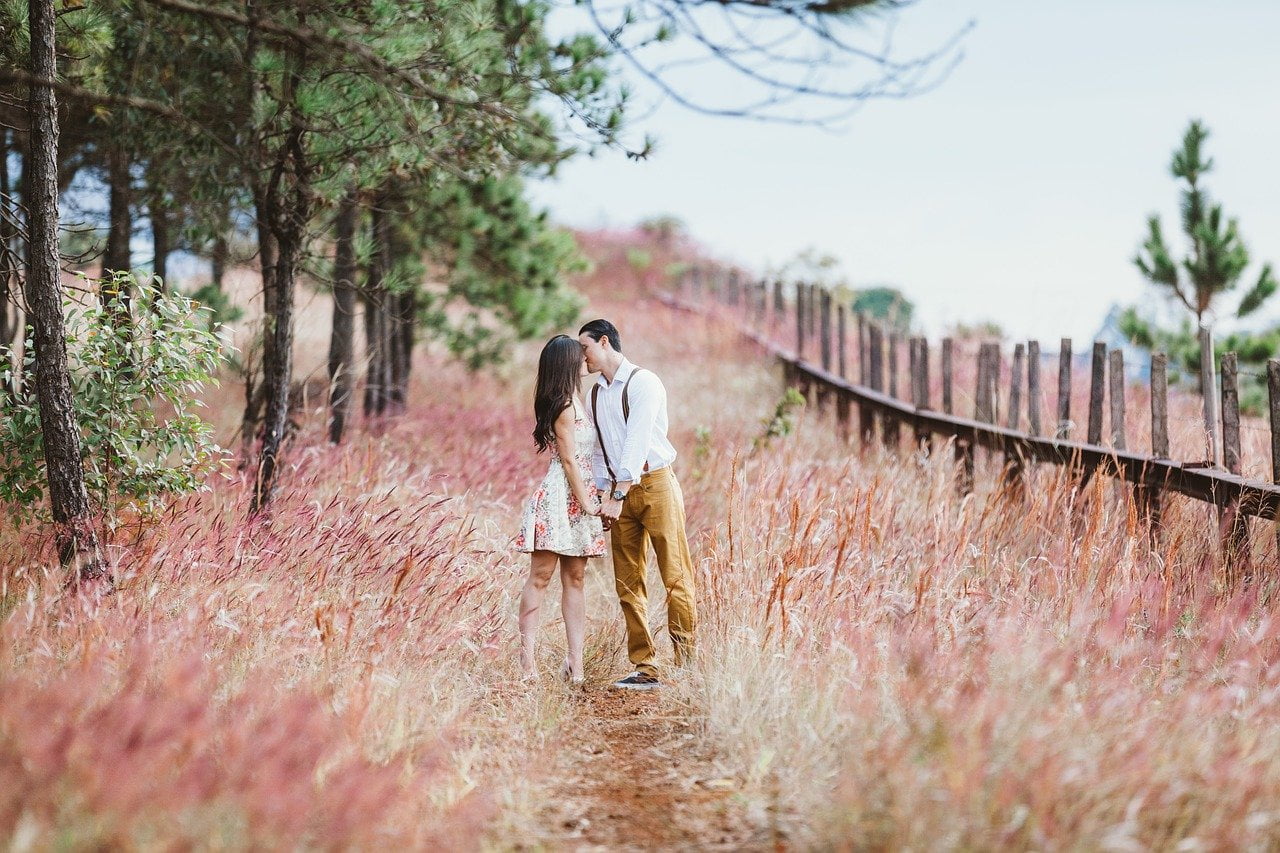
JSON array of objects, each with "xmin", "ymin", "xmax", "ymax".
[{"xmin": 560, "ymin": 658, "xmax": 584, "ymax": 685}]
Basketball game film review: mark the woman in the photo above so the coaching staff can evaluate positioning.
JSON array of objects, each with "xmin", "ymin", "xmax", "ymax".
[{"xmin": 514, "ymin": 334, "xmax": 605, "ymax": 684}]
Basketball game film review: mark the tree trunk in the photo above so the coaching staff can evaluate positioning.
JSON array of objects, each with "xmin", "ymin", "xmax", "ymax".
[
  {"xmin": 385, "ymin": 202, "xmax": 415, "ymax": 414},
  {"xmin": 211, "ymin": 233, "xmax": 228, "ymax": 289},
  {"xmin": 0, "ymin": 127, "xmax": 16, "ymax": 355},
  {"xmin": 249, "ymin": 195, "xmax": 297, "ymax": 512},
  {"xmin": 152, "ymin": 211, "xmax": 169, "ymax": 291},
  {"xmin": 363, "ymin": 198, "xmax": 390, "ymax": 419},
  {"xmin": 101, "ymin": 144, "xmax": 133, "ymax": 328},
  {"xmin": 392, "ymin": 289, "xmax": 416, "ymax": 410},
  {"xmin": 103, "ymin": 146, "xmax": 131, "ymax": 275},
  {"xmin": 208, "ymin": 196, "xmax": 230, "ymax": 290},
  {"xmin": 0, "ymin": 128, "xmax": 20, "ymax": 404},
  {"xmin": 252, "ymin": 223, "xmax": 298, "ymax": 512},
  {"xmin": 147, "ymin": 169, "xmax": 170, "ymax": 290},
  {"xmin": 250, "ymin": 115, "xmax": 309, "ymax": 511},
  {"xmin": 360, "ymin": 282, "xmax": 382, "ymax": 417},
  {"xmin": 327, "ymin": 186, "xmax": 357, "ymax": 443},
  {"xmin": 25, "ymin": 0, "xmax": 104, "ymax": 578},
  {"xmin": 236, "ymin": 223, "xmax": 274, "ymax": 467}
]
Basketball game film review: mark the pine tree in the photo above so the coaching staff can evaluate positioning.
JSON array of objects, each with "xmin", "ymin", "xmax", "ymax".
[
  {"xmin": 1133, "ymin": 120, "xmax": 1277, "ymax": 373},
  {"xmin": 1124, "ymin": 121, "xmax": 1280, "ymax": 420}
]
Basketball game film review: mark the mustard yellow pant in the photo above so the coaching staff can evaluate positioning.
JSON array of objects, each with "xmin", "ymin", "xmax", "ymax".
[{"xmin": 610, "ymin": 466, "xmax": 697, "ymax": 675}]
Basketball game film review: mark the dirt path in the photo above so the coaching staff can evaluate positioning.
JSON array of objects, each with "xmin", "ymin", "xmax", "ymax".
[{"xmin": 528, "ymin": 684, "xmax": 775, "ymax": 851}]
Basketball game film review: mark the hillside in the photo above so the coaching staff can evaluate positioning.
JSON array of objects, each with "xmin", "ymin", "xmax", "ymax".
[{"xmin": 4, "ymin": 259, "xmax": 1280, "ymax": 849}]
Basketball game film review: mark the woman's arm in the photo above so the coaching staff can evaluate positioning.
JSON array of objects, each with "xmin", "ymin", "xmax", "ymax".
[{"xmin": 555, "ymin": 403, "xmax": 598, "ymax": 514}]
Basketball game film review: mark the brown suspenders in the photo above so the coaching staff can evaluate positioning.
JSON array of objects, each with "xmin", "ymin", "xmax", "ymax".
[{"xmin": 590, "ymin": 367, "xmax": 649, "ymax": 487}]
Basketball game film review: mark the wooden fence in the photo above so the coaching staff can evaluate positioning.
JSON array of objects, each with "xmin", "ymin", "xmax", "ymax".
[{"xmin": 671, "ymin": 266, "xmax": 1280, "ymax": 573}]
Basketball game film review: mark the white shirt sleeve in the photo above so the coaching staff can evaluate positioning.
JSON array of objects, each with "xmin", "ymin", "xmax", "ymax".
[
  {"xmin": 587, "ymin": 388, "xmax": 609, "ymax": 491},
  {"xmin": 618, "ymin": 371, "xmax": 664, "ymax": 484}
]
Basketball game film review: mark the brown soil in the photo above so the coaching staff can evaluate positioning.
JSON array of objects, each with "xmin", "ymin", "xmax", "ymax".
[{"xmin": 529, "ymin": 686, "xmax": 776, "ymax": 851}]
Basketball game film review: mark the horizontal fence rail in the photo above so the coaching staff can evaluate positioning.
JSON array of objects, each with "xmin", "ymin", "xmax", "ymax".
[{"xmin": 666, "ymin": 267, "xmax": 1280, "ymax": 572}]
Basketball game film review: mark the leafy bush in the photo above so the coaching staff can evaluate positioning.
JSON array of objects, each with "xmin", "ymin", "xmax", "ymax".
[{"xmin": 0, "ymin": 272, "xmax": 229, "ymax": 536}]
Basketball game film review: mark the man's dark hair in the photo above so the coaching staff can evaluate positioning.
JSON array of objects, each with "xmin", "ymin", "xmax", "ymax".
[{"xmin": 579, "ymin": 319, "xmax": 622, "ymax": 353}]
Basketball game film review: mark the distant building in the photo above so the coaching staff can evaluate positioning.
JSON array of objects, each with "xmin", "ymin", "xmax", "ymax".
[{"xmin": 1092, "ymin": 303, "xmax": 1152, "ymax": 381}]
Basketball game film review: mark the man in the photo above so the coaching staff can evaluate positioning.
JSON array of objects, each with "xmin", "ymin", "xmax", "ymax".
[{"xmin": 579, "ymin": 319, "xmax": 697, "ymax": 690}]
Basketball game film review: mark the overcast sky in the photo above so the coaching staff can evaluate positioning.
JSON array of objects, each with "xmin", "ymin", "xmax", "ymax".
[{"xmin": 529, "ymin": 0, "xmax": 1280, "ymax": 344}]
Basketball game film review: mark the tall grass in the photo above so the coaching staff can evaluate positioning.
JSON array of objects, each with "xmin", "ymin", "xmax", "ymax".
[
  {"xmin": 6, "ymin": 234, "xmax": 1280, "ymax": 848},
  {"xmin": 0, "ymin": 354, "xmax": 571, "ymax": 848},
  {"xmin": 671, "ymin": 294, "xmax": 1280, "ymax": 849}
]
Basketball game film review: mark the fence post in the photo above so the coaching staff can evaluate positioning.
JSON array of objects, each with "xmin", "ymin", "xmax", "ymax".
[
  {"xmin": 919, "ymin": 337, "xmax": 931, "ymax": 409},
  {"xmin": 1110, "ymin": 348, "xmax": 1136, "ymax": 515},
  {"xmin": 884, "ymin": 332, "xmax": 901, "ymax": 448},
  {"xmin": 795, "ymin": 283, "xmax": 806, "ymax": 361},
  {"xmin": 773, "ymin": 279, "xmax": 784, "ymax": 329},
  {"xmin": 975, "ymin": 342, "xmax": 995, "ymax": 424},
  {"xmin": 1008, "ymin": 343, "xmax": 1025, "ymax": 431},
  {"xmin": 857, "ymin": 314, "xmax": 868, "ymax": 386},
  {"xmin": 1109, "ymin": 349, "xmax": 1126, "ymax": 450},
  {"xmin": 942, "ymin": 338, "xmax": 954, "ymax": 415},
  {"xmin": 836, "ymin": 304, "xmax": 850, "ymax": 441},
  {"xmin": 817, "ymin": 290, "xmax": 832, "ymax": 412},
  {"xmin": 888, "ymin": 332, "xmax": 900, "ymax": 398},
  {"xmin": 820, "ymin": 290, "xmax": 832, "ymax": 374},
  {"xmin": 1027, "ymin": 341, "xmax": 1042, "ymax": 437},
  {"xmin": 857, "ymin": 315, "xmax": 873, "ymax": 446},
  {"xmin": 1057, "ymin": 338, "xmax": 1072, "ymax": 440},
  {"xmin": 912, "ymin": 337, "xmax": 931, "ymax": 451},
  {"xmin": 837, "ymin": 303, "xmax": 847, "ymax": 380},
  {"xmin": 908, "ymin": 337, "xmax": 918, "ymax": 399},
  {"xmin": 1151, "ymin": 354, "xmax": 1170, "ymax": 456},
  {"xmin": 1087, "ymin": 342, "xmax": 1106, "ymax": 446},
  {"xmin": 1268, "ymin": 358, "xmax": 1280, "ymax": 565},
  {"xmin": 1221, "ymin": 352, "xmax": 1252, "ymax": 580},
  {"xmin": 1200, "ymin": 324, "xmax": 1219, "ymax": 466},
  {"xmin": 1002, "ymin": 342, "xmax": 1026, "ymax": 493},
  {"xmin": 1145, "ymin": 352, "xmax": 1169, "ymax": 536},
  {"xmin": 807, "ymin": 283, "xmax": 818, "ymax": 343},
  {"xmin": 868, "ymin": 323, "xmax": 883, "ymax": 392}
]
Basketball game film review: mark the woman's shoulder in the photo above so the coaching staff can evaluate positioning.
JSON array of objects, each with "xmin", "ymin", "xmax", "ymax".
[{"xmin": 556, "ymin": 396, "xmax": 584, "ymax": 425}]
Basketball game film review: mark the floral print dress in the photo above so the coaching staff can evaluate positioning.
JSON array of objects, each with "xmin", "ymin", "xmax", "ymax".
[{"xmin": 514, "ymin": 398, "xmax": 606, "ymax": 557}]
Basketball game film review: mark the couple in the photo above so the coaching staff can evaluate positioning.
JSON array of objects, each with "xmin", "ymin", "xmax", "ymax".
[{"xmin": 513, "ymin": 319, "xmax": 697, "ymax": 690}]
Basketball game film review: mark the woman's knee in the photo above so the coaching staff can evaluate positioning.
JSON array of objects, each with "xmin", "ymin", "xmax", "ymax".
[
  {"xmin": 560, "ymin": 558, "xmax": 586, "ymax": 585},
  {"xmin": 528, "ymin": 552, "xmax": 557, "ymax": 587}
]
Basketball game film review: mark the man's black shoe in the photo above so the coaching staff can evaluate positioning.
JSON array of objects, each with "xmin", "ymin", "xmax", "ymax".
[{"xmin": 611, "ymin": 672, "xmax": 661, "ymax": 690}]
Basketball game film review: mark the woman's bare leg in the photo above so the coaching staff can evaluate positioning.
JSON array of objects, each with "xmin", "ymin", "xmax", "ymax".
[
  {"xmin": 519, "ymin": 550, "xmax": 560, "ymax": 678},
  {"xmin": 559, "ymin": 556, "xmax": 587, "ymax": 680}
]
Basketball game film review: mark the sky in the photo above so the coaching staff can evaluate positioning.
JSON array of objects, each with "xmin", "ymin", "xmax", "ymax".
[{"xmin": 528, "ymin": 0, "xmax": 1280, "ymax": 345}]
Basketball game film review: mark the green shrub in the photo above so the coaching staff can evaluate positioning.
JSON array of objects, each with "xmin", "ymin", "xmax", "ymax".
[
  {"xmin": 0, "ymin": 272, "xmax": 229, "ymax": 536},
  {"xmin": 753, "ymin": 387, "xmax": 807, "ymax": 453}
]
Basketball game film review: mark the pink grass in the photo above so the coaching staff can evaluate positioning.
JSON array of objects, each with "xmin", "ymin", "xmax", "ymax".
[{"xmin": 6, "ymin": 227, "xmax": 1280, "ymax": 848}]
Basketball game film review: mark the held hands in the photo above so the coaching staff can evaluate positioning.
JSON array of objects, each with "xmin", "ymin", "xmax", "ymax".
[
  {"xmin": 577, "ymin": 494, "xmax": 615, "ymax": 521},
  {"xmin": 599, "ymin": 497, "xmax": 623, "ymax": 523}
]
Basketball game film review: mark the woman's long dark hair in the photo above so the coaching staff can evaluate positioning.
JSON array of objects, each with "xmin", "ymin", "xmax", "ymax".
[{"xmin": 533, "ymin": 334, "xmax": 583, "ymax": 453}]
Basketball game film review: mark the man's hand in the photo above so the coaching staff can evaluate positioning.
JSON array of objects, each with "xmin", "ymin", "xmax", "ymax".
[{"xmin": 600, "ymin": 497, "xmax": 623, "ymax": 522}]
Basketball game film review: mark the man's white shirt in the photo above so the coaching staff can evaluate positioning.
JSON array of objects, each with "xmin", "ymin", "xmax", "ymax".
[{"xmin": 586, "ymin": 358, "xmax": 677, "ymax": 492}]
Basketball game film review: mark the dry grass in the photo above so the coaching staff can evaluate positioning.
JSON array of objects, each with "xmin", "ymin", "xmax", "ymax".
[
  {"xmin": 5, "ymin": 240, "xmax": 1280, "ymax": 849},
  {"xmin": 669, "ymin": 297, "xmax": 1280, "ymax": 849}
]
